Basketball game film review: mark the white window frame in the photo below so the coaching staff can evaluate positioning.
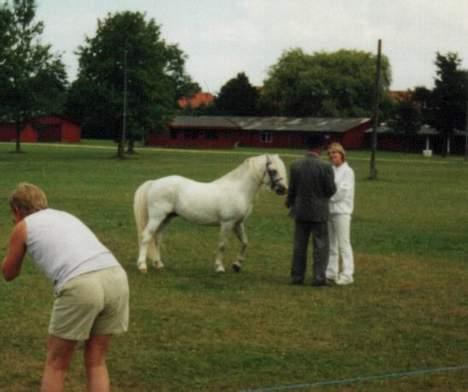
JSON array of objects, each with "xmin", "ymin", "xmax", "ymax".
[{"xmin": 260, "ymin": 131, "xmax": 272, "ymax": 143}]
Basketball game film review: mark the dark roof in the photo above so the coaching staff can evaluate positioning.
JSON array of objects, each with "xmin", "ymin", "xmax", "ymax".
[
  {"xmin": 171, "ymin": 116, "xmax": 370, "ymax": 133},
  {"xmin": 418, "ymin": 125, "xmax": 438, "ymax": 135},
  {"xmin": 0, "ymin": 114, "xmax": 80, "ymax": 126},
  {"xmin": 367, "ymin": 124, "xmax": 440, "ymax": 135},
  {"xmin": 171, "ymin": 116, "xmax": 239, "ymax": 130}
]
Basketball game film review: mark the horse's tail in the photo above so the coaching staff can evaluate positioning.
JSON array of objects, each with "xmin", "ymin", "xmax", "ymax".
[{"xmin": 133, "ymin": 181, "xmax": 157, "ymax": 261}]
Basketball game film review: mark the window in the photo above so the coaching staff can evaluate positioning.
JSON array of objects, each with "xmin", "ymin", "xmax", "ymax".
[
  {"xmin": 205, "ymin": 130, "xmax": 218, "ymax": 140},
  {"xmin": 260, "ymin": 131, "xmax": 272, "ymax": 143},
  {"xmin": 183, "ymin": 130, "xmax": 198, "ymax": 139}
]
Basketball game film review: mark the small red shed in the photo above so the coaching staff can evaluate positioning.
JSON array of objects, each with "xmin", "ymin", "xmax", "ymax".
[{"xmin": 0, "ymin": 115, "xmax": 81, "ymax": 143}]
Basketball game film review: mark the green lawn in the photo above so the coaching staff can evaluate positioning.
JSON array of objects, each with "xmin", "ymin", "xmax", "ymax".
[{"xmin": 0, "ymin": 142, "xmax": 467, "ymax": 391}]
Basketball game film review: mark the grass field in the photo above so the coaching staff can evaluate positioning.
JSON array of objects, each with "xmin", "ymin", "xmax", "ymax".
[{"xmin": 0, "ymin": 141, "xmax": 467, "ymax": 391}]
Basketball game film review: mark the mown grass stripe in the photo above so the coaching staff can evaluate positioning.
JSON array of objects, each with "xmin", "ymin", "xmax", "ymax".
[{"xmin": 2, "ymin": 141, "xmax": 467, "ymax": 165}]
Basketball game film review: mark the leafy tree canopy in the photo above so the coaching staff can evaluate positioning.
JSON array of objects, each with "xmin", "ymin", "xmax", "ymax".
[
  {"xmin": 430, "ymin": 52, "xmax": 467, "ymax": 134},
  {"xmin": 388, "ymin": 97, "xmax": 421, "ymax": 135},
  {"xmin": 260, "ymin": 48, "xmax": 392, "ymax": 117},
  {"xmin": 0, "ymin": 0, "xmax": 67, "ymax": 151},
  {"xmin": 66, "ymin": 10, "xmax": 199, "ymax": 146},
  {"xmin": 215, "ymin": 72, "xmax": 259, "ymax": 115}
]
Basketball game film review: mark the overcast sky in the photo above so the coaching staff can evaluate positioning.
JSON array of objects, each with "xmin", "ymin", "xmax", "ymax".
[{"xmin": 35, "ymin": 0, "xmax": 468, "ymax": 94}]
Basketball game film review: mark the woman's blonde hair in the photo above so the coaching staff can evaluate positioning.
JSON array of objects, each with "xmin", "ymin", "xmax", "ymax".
[
  {"xmin": 328, "ymin": 142, "xmax": 346, "ymax": 161},
  {"xmin": 9, "ymin": 182, "xmax": 48, "ymax": 216}
]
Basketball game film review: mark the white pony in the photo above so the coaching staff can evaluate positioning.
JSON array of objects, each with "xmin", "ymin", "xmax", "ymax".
[{"xmin": 133, "ymin": 154, "xmax": 288, "ymax": 273}]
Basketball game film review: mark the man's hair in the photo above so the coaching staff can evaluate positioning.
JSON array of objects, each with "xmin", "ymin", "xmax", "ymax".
[
  {"xmin": 9, "ymin": 183, "xmax": 48, "ymax": 216},
  {"xmin": 305, "ymin": 134, "xmax": 324, "ymax": 150}
]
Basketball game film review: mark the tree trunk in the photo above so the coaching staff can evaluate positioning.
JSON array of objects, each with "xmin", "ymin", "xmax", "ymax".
[
  {"xmin": 15, "ymin": 120, "xmax": 22, "ymax": 153},
  {"xmin": 117, "ymin": 140, "xmax": 125, "ymax": 159},
  {"xmin": 441, "ymin": 133, "xmax": 450, "ymax": 158},
  {"xmin": 126, "ymin": 136, "xmax": 136, "ymax": 154}
]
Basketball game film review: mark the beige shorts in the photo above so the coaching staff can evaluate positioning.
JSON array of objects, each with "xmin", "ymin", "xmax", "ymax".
[{"xmin": 49, "ymin": 266, "xmax": 129, "ymax": 341}]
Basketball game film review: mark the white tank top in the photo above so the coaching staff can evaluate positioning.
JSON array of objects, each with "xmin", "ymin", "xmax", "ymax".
[{"xmin": 25, "ymin": 208, "xmax": 120, "ymax": 289}]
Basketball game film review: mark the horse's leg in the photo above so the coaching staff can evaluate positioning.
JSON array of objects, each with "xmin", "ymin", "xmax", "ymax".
[
  {"xmin": 215, "ymin": 222, "xmax": 234, "ymax": 273},
  {"xmin": 137, "ymin": 215, "xmax": 165, "ymax": 273},
  {"xmin": 151, "ymin": 230, "xmax": 165, "ymax": 270},
  {"xmin": 232, "ymin": 222, "xmax": 248, "ymax": 272}
]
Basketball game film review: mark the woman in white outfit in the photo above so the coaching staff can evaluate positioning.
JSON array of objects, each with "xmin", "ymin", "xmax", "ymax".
[{"xmin": 326, "ymin": 143, "xmax": 355, "ymax": 285}]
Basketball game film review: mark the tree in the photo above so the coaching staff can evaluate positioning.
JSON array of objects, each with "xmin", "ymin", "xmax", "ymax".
[
  {"xmin": 259, "ymin": 48, "xmax": 392, "ymax": 117},
  {"xmin": 430, "ymin": 52, "xmax": 468, "ymax": 156},
  {"xmin": 165, "ymin": 44, "xmax": 201, "ymax": 101},
  {"xmin": 388, "ymin": 94, "xmax": 422, "ymax": 151},
  {"xmin": 0, "ymin": 0, "xmax": 67, "ymax": 152},
  {"xmin": 66, "ymin": 11, "xmax": 197, "ymax": 157},
  {"xmin": 412, "ymin": 86, "xmax": 433, "ymax": 125},
  {"xmin": 215, "ymin": 72, "xmax": 259, "ymax": 115}
]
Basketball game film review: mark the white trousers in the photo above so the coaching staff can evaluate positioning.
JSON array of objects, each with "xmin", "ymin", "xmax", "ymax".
[{"xmin": 327, "ymin": 214, "xmax": 354, "ymax": 280}]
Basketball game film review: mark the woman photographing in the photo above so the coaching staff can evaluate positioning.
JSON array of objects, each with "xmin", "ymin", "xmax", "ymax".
[{"xmin": 2, "ymin": 182, "xmax": 129, "ymax": 392}]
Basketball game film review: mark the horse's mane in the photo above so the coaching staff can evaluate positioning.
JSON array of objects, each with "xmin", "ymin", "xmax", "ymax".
[{"xmin": 214, "ymin": 155, "xmax": 264, "ymax": 183}]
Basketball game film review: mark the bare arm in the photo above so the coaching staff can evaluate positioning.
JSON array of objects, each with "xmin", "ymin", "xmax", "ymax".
[{"xmin": 2, "ymin": 221, "xmax": 27, "ymax": 281}]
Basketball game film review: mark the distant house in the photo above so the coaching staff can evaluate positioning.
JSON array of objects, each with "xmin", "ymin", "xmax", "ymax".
[
  {"xmin": 365, "ymin": 124, "xmax": 444, "ymax": 153},
  {"xmin": 146, "ymin": 116, "xmax": 371, "ymax": 149},
  {"xmin": 0, "ymin": 115, "xmax": 81, "ymax": 143},
  {"xmin": 178, "ymin": 92, "xmax": 215, "ymax": 110},
  {"xmin": 388, "ymin": 90, "xmax": 412, "ymax": 102}
]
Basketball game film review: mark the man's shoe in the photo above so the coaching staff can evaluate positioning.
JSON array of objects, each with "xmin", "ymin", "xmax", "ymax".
[
  {"xmin": 290, "ymin": 278, "xmax": 304, "ymax": 285},
  {"xmin": 311, "ymin": 280, "xmax": 331, "ymax": 287}
]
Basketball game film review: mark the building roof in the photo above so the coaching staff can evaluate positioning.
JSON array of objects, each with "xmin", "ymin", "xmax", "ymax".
[
  {"xmin": 171, "ymin": 116, "xmax": 370, "ymax": 133},
  {"xmin": 418, "ymin": 124, "xmax": 438, "ymax": 135},
  {"xmin": 178, "ymin": 92, "xmax": 215, "ymax": 109},
  {"xmin": 172, "ymin": 116, "xmax": 239, "ymax": 129},
  {"xmin": 367, "ymin": 124, "xmax": 440, "ymax": 135},
  {"xmin": 388, "ymin": 90, "xmax": 412, "ymax": 101},
  {"xmin": 0, "ymin": 114, "xmax": 80, "ymax": 126}
]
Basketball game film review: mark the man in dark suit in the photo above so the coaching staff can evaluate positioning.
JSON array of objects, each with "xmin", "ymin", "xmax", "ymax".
[{"xmin": 286, "ymin": 135, "xmax": 336, "ymax": 286}]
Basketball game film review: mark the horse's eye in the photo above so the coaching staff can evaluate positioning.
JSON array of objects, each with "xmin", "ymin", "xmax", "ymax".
[{"xmin": 270, "ymin": 169, "xmax": 278, "ymax": 176}]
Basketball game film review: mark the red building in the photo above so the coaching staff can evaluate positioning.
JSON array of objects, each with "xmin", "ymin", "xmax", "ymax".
[
  {"xmin": 147, "ymin": 116, "xmax": 371, "ymax": 150},
  {"xmin": 0, "ymin": 115, "xmax": 81, "ymax": 143},
  {"xmin": 178, "ymin": 92, "xmax": 215, "ymax": 110}
]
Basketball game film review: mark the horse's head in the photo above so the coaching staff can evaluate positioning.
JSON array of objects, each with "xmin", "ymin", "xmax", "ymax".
[{"xmin": 264, "ymin": 154, "xmax": 288, "ymax": 195}]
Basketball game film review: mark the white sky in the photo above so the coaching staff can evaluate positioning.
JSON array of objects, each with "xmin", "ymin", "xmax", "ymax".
[{"xmin": 35, "ymin": 0, "xmax": 468, "ymax": 94}]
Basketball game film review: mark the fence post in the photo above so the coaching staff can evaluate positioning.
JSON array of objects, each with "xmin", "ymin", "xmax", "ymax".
[{"xmin": 369, "ymin": 39, "xmax": 382, "ymax": 179}]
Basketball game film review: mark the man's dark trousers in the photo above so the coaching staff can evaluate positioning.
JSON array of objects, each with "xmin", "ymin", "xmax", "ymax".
[{"xmin": 291, "ymin": 220, "xmax": 329, "ymax": 283}]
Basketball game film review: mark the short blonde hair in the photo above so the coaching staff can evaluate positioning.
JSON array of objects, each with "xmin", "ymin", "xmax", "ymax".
[
  {"xmin": 328, "ymin": 142, "xmax": 346, "ymax": 160},
  {"xmin": 9, "ymin": 183, "xmax": 48, "ymax": 216}
]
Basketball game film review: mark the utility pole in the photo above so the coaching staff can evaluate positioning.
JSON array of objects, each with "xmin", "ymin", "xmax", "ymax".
[
  {"xmin": 465, "ymin": 101, "xmax": 468, "ymax": 161},
  {"xmin": 118, "ymin": 42, "xmax": 128, "ymax": 159},
  {"xmin": 369, "ymin": 39, "xmax": 382, "ymax": 180}
]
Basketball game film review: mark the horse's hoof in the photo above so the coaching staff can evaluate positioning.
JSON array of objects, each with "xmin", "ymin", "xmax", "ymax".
[
  {"xmin": 232, "ymin": 263, "xmax": 241, "ymax": 273},
  {"xmin": 215, "ymin": 265, "xmax": 225, "ymax": 273},
  {"xmin": 138, "ymin": 265, "xmax": 148, "ymax": 273},
  {"xmin": 153, "ymin": 261, "xmax": 165, "ymax": 270}
]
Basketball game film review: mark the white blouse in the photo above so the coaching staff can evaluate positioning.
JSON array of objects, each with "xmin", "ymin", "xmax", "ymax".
[{"xmin": 329, "ymin": 162, "xmax": 355, "ymax": 215}]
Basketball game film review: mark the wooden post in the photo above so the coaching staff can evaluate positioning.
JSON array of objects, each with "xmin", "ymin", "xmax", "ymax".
[
  {"xmin": 369, "ymin": 39, "xmax": 382, "ymax": 180},
  {"xmin": 465, "ymin": 101, "xmax": 468, "ymax": 161},
  {"xmin": 118, "ymin": 42, "xmax": 128, "ymax": 159}
]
